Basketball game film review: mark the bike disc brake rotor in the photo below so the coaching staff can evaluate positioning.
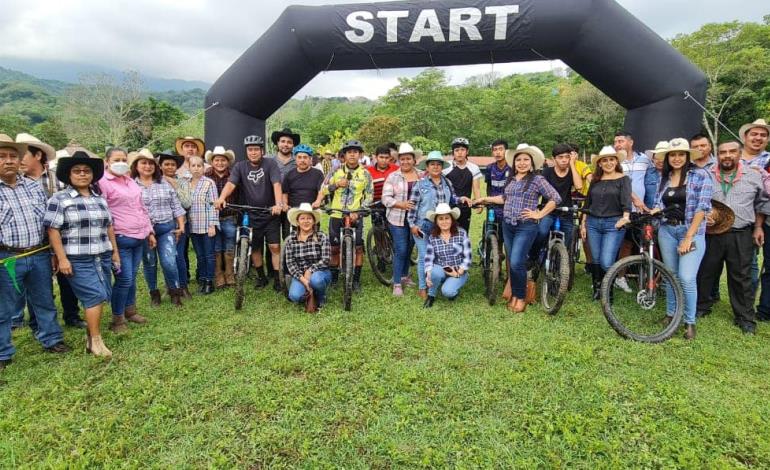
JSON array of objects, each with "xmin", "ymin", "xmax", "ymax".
[{"xmin": 636, "ymin": 290, "xmax": 657, "ymax": 310}]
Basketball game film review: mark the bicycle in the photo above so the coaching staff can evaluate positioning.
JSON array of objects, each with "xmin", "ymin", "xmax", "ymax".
[
  {"xmin": 473, "ymin": 202, "xmax": 505, "ymax": 305},
  {"xmin": 325, "ymin": 206, "xmax": 371, "ymax": 311},
  {"xmin": 600, "ymin": 207, "xmax": 684, "ymax": 343},
  {"xmin": 536, "ymin": 206, "xmax": 576, "ymax": 315},
  {"xmin": 567, "ymin": 195, "xmax": 587, "ymax": 291},
  {"xmin": 365, "ymin": 202, "xmax": 394, "ymax": 286},
  {"xmin": 226, "ymin": 203, "xmax": 273, "ymax": 310}
]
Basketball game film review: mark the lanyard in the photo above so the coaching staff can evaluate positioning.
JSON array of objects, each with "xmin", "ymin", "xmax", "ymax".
[{"xmin": 719, "ymin": 170, "xmax": 736, "ymax": 196}]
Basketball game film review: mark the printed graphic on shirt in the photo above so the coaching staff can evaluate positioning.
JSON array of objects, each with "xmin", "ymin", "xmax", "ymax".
[{"xmin": 247, "ymin": 168, "xmax": 265, "ymax": 185}]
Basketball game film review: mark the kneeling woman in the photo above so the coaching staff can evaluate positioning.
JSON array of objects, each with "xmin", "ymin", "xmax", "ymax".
[
  {"xmin": 284, "ymin": 203, "xmax": 332, "ymax": 311},
  {"xmin": 423, "ymin": 203, "xmax": 472, "ymax": 308},
  {"xmin": 45, "ymin": 151, "xmax": 120, "ymax": 357}
]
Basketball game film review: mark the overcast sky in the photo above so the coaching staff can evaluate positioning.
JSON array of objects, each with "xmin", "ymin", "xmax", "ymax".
[{"xmin": 2, "ymin": 0, "xmax": 767, "ymax": 98}]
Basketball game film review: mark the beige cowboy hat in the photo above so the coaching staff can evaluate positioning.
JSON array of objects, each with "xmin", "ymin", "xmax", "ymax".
[
  {"xmin": 15, "ymin": 133, "xmax": 55, "ymax": 162},
  {"xmin": 0, "ymin": 133, "xmax": 28, "ymax": 156},
  {"xmin": 398, "ymin": 142, "xmax": 416, "ymax": 156},
  {"xmin": 287, "ymin": 202, "xmax": 323, "ymax": 226},
  {"xmin": 591, "ymin": 146, "xmax": 626, "ymax": 166},
  {"xmin": 706, "ymin": 200, "xmax": 736, "ymax": 235},
  {"xmin": 174, "ymin": 136, "xmax": 205, "ymax": 156},
  {"xmin": 205, "ymin": 145, "xmax": 235, "ymax": 165},
  {"xmin": 505, "ymin": 143, "xmax": 545, "ymax": 170},
  {"xmin": 426, "ymin": 202, "xmax": 461, "ymax": 223},
  {"xmin": 739, "ymin": 119, "xmax": 770, "ymax": 140},
  {"xmin": 652, "ymin": 138, "xmax": 700, "ymax": 162},
  {"xmin": 128, "ymin": 148, "xmax": 156, "ymax": 167}
]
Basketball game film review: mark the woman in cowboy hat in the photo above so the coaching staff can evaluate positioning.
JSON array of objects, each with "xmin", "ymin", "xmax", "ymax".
[
  {"xmin": 44, "ymin": 151, "xmax": 119, "ymax": 357},
  {"xmin": 205, "ymin": 146, "xmax": 237, "ymax": 288},
  {"xmin": 475, "ymin": 144, "xmax": 561, "ymax": 313},
  {"xmin": 284, "ymin": 203, "xmax": 332, "ymax": 312},
  {"xmin": 423, "ymin": 203, "xmax": 472, "ymax": 308},
  {"xmin": 131, "ymin": 149, "xmax": 187, "ymax": 307},
  {"xmin": 382, "ymin": 142, "xmax": 420, "ymax": 296},
  {"xmin": 188, "ymin": 156, "xmax": 219, "ymax": 294},
  {"xmin": 579, "ymin": 146, "xmax": 632, "ymax": 301},
  {"xmin": 157, "ymin": 150, "xmax": 193, "ymax": 298},
  {"xmin": 649, "ymin": 138, "xmax": 712, "ymax": 340}
]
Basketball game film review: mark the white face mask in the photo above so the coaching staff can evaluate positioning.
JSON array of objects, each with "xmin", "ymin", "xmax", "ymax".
[{"xmin": 110, "ymin": 161, "xmax": 130, "ymax": 176}]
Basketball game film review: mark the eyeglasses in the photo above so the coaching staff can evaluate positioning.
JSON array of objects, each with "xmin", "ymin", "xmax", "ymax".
[{"xmin": 71, "ymin": 169, "xmax": 93, "ymax": 175}]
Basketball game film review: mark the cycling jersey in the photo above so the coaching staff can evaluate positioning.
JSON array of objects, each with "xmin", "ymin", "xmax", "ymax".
[{"xmin": 321, "ymin": 165, "xmax": 373, "ymax": 218}]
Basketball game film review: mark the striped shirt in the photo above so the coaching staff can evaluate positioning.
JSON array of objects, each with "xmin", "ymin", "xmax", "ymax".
[
  {"xmin": 0, "ymin": 175, "xmax": 48, "ymax": 249},
  {"xmin": 44, "ymin": 188, "xmax": 113, "ymax": 255},
  {"xmin": 742, "ymin": 150, "xmax": 770, "ymax": 170},
  {"xmin": 136, "ymin": 178, "xmax": 186, "ymax": 225},
  {"xmin": 188, "ymin": 177, "xmax": 219, "ymax": 234},
  {"xmin": 501, "ymin": 175, "xmax": 562, "ymax": 226},
  {"xmin": 621, "ymin": 152, "xmax": 653, "ymax": 209},
  {"xmin": 27, "ymin": 169, "xmax": 63, "ymax": 198},
  {"xmin": 655, "ymin": 166, "xmax": 713, "ymax": 236},
  {"xmin": 284, "ymin": 230, "xmax": 331, "ymax": 278},
  {"xmin": 425, "ymin": 228, "xmax": 472, "ymax": 273},
  {"xmin": 711, "ymin": 162, "xmax": 770, "ymax": 229}
]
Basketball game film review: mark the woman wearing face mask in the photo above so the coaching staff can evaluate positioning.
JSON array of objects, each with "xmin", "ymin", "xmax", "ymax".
[
  {"xmin": 157, "ymin": 151, "xmax": 193, "ymax": 298},
  {"xmin": 98, "ymin": 148, "xmax": 156, "ymax": 333},
  {"xmin": 423, "ymin": 203, "xmax": 472, "ymax": 308},
  {"xmin": 475, "ymin": 144, "xmax": 560, "ymax": 313},
  {"xmin": 188, "ymin": 156, "xmax": 219, "ymax": 294}
]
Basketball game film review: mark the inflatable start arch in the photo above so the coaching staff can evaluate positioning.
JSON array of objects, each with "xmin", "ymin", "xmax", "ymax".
[{"xmin": 205, "ymin": 0, "xmax": 707, "ymax": 157}]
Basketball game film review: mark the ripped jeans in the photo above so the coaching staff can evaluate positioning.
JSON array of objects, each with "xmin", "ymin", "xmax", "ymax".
[{"xmin": 142, "ymin": 220, "xmax": 181, "ymax": 290}]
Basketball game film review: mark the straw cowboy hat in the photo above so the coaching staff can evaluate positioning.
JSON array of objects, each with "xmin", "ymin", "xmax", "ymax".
[
  {"xmin": 287, "ymin": 203, "xmax": 322, "ymax": 226},
  {"xmin": 398, "ymin": 142, "xmax": 416, "ymax": 156},
  {"xmin": 205, "ymin": 146, "xmax": 235, "ymax": 165},
  {"xmin": 706, "ymin": 200, "xmax": 736, "ymax": 235},
  {"xmin": 270, "ymin": 127, "xmax": 301, "ymax": 146},
  {"xmin": 505, "ymin": 143, "xmax": 545, "ymax": 170},
  {"xmin": 175, "ymin": 136, "xmax": 205, "ymax": 156},
  {"xmin": 418, "ymin": 150, "xmax": 449, "ymax": 170},
  {"xmin": 156, "ymin": 149, "xmax": 184, "ymax": 167},
  {"xmin": 739, "ymin": 119, "xmax": 770, "ymax": 140},
  {"xmin": 15, "ymin": 133, "xmax": 55, "ymax": 162},
  {"xmin": 591, "ymin": 146, "xmax": 626, "ymax": 166},
  {"xmin": 55, "ymin": 150, "xmax": 105, "ymax": 186},
  {"xmin": 0, "ymin": 134, "xmax": 28, "ymax": 155},
  {"xmin": 653, "ymin": 138, "xmax": 700, "ymax": 162},
  {"xmin": 128, "ymin": 148, "xmax": 156, "ymax": 168},
  {"xmin": 426, "ymin": 202, "xmax": 461, "ymax": 223}
]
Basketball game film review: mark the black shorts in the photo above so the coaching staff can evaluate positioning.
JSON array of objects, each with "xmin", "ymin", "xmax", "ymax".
[
  {"xmin": 329, "ymin": 217, "xmax": 364, "ymax": 247},
  {"xmin": 250, "ymin": 215, "xmax": 281, "ymax": 248}
]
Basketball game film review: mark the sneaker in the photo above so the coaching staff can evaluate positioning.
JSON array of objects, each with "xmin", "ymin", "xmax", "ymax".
[
  {"xmin": 401, "ymin": 276, "xmax": 416, "ymax": 288},
  {"xmin": 392, "ymin": 284, "xmax": 403, "ymax": 297},
  {"xmin": 614, "ymin": 276, "xmax": 632, "ymax": 293}
]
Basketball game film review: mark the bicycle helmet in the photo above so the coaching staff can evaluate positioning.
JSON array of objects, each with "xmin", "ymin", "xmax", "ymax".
[
  {"xmin": 243, "ymin": 135, "xmax": 265, "ymax": 148},
  {"xmin": 340, "ymin": 139, "xmax": 364, "ymax": 153},
  {"xmin": 292, "ymin": 143, "xmax": 314, "ymax": 157},
  {"xmin": 451, "ymin": 137, "xmax": 470, "ymax": 149}
]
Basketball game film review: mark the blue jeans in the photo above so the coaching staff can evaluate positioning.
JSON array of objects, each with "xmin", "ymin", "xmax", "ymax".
[
  {"xmin": 502, "ymin": 220, "xmax": 539, "ymax": 299},
  {"xmin": 288, "ymin": 270, "xmax": 332, "ymax": 305},
  {"xmin": 176, "ymin": 222, "xmax": 190, "ymax": 288},
  {"xmin": 413, "ymin": 219, "xmax": 434, "ymax": 289},
  {"xmin": 658, "ymin": 225, "xmax": 706, "ymax": 325},
  {"xmin": 0, "ymin": 251, "xmax": 64, "ymax": 360},
  {"xmin": 757, "ymin": 225, "xmax": 770, "ymax": 319},
  {"xmin": 389, "ymin": 222, "xmax": 414, "ymax": 285},
  {"xmin": 113, "ymin": 235, "xmax": 144, "ymax": 316},
  {"xmin": 214, "ymin": 217, "xmax": 237, "ymax": 253},
  {"xmin": 191, "ymin": 234, "xmax": 215, "ymax": 281},
  {"xmin": 532, "ymin": 214, "xmax": 574, "ymax": 263},
  {"xmin": 428, "ymin": 269, "xmax": 469, "ymax": 298},
  {"xmin": 586, "ymin": 216, "xmax": 626, "ymax": 271},
  {"xmin": 143, "ymin": 221, "xmax": 180, "ymax": 290}
]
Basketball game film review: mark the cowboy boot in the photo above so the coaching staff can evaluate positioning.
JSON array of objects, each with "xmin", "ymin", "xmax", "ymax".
[
  {"xmin": 224, "ymin": 251, "xmax": 236, "ymax": 286},
  {"xmin": 149, "ymin": 289, "xmax": 161, "ymax": 306},
  {"xmin": 684, "ymin": 324, "xmax": 696, "ymax": 340},
  {"xmin": 170, "ymin": 288, "xmax": 183, "ymax": 307},
  {"xmin": 86, "ymin": 334, "xmax": 112, "ymax": 358},
  {"xmin": 124, "ymin": 305, "xmax": 147, "ymax": 324},
  {"xmin": 255, "ymin": 266, "xmax": 268, "ymax": 288},
  {"xmin": 110, "ymin": 315, "xmax": 128, "ymax": 334},
  {"xmin": 214, "ymin": 253, "xmax": 226, "ymax": 289},
  {"xmin": 182, "ymin": 286, "xmax": 193, "ymax": 299}
]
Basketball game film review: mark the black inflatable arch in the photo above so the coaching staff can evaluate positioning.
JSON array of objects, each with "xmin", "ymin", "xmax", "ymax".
[{"xmin": 205, "ymin": 0, "xmax": 707, "ymax": 156}]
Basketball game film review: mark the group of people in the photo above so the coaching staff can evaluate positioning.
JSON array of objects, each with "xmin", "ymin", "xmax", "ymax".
[{"xmin": 1, "ymin": 118, "xmax": 770, "ymax": 369}]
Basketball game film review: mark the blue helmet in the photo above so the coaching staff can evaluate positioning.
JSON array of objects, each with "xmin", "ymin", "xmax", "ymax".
[{"xmin": 292, "ymin": 143, "xmax": 314, "ymax": 157}]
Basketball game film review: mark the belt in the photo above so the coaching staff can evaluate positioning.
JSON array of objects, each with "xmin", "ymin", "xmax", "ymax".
[
  {"xmin": 729, "ymin": 226, "xmax": 751, "ymax": 233},
  {"xmin": 0, "ymin": 243, "xmax": 48, "ymax": 254}
]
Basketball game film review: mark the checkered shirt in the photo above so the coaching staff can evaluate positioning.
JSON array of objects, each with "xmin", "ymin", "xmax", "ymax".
[
  {"xmin": 424, "ymin": 228, "xmax": 472, "ymax": 273},
  {"xmin": 136, "ymin": 178, "xmax": 186, "ymax": 225},
  {"xmin": 284, "ymin": 230, "xmax": 331, "ymax": 278},
  {"xmin": 655, "ymin": 167, "xmax": 713, "ymax": 236},
  {"xmin": 0, "ymin": 175, "xmax": 48, "ymax": 249},
  {"xmin": 188, "ymin": 177, "xmax": 219, "ymax": 234},
  {"xmin": 43, "ymin": 188, "xmax": 113, "ymax": 255},
  {"xmin": 502, "ymin": 175, "xmax": 561, "ymax": 225}
]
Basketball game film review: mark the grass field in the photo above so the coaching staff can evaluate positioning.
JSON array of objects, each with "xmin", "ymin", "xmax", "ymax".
[{"xmin": 2, "ymin": 227, "xmax": 770, "ymax": 467}]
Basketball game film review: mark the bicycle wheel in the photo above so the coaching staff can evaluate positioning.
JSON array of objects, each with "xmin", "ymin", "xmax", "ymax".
[
  {"xmin": 366, "ymin": 227, "xmax": 394, "ymax": 286},
  {"xmin": 567, "ymin": 227, "xmax": 580, "ymax": 291},
  {"xmin": 601, "ymin": 255, "xmax": 684, "ymax": 343},
  {"xmin": 234, "ymin": 236, "xmax": 250, "ymax": 310},
  {"xmin": 484, "ymin": 233, "xmax": 500, "ymax": 305},
  {"xmin": 278, "ymin": 242, "xmax": 291, "ymax": 296},
  {"xmin": 342, "ymin": 234, "xmax": 355, "ymax": 311},
  {"xmin": 540, "ymin": 239, "xmax": 570, "ymax": 315}
]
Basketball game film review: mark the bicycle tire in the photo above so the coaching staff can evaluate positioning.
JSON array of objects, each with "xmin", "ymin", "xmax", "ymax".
[
  {"xmin": 484, "ymin": 233, "xmax": 500, "ymax": 306},
  {"xmin": 366, "ymin": 227, "xmax": 393, "ymax": 286},
  {"xmin": 567, "ymin": 226, "xmax": 580, "ymax": 291},
  {"xmin": 342, "ymin": 234, "xmax": 355, "ymax": 311},
  {"xmin": 234, "ymin": 236, "xmax": 250, "ymax": 310},
  {"xmin": 600, "ymin": 255, "xmax": 684, "ymax": 343},
  {"xmin": 540, "ymin": 239, "xmax": 570, "ymax": 315}
]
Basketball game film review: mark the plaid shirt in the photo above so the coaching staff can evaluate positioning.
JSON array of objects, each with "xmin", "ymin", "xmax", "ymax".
[
  {"xmin": 502, "ymin": 175, "xmax": 561, "ymax": 225},
  {"xmin": 28, "ymin": 169, "xmax": 64, "ymax": 198},
  {"xmin": 205, "ymin": 167, "xmax": 237, "ymax": 218},
  {"xmin": 712, "ymin": 161, "xmax": 770, "ymax": 229},
  {"xmin": 44, "ymin": 188, "xmax": 113, "ymax": 255},
  {"xmin": 136, "ymin": 178, "xmax": 186, "ymax": 225},
  {"xmin": 743, "ymin": 150, "xmax": 770, "ymax": 170},
  {"xmin": 655, "ymin": 166, "xmax": 713, "ymax": 236},
  {"xmin": 0, "ymin": 175, "xmax": 48, "ymax": 249},
  {"xmin": 188, "ymin": 177, "xmax": 219, "ymax": 234},
  {"xmin": 425, "ymin": 228, "xmax": 472, "ymax": 273},
  {"xmin": 382, "ymin": 170, "xmax": 419, "ymax": 227},
  {"xmin": 284, "ymin": 230, "xmax": 330, "ymax": 278}
]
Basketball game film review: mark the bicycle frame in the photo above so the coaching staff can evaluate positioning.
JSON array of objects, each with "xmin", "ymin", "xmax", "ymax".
[{"xmin": 478, "ymin": 205, "xmax": 503, "ymax": 264}]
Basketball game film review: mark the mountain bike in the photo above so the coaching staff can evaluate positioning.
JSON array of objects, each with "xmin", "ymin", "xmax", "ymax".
[
  {"xmin": 473, "ymin": 202, "xmax": 504, "ymax": 305},
  {"xmin": 537, "ymin": 207, "xmax": 573, "ymax": 315},
  {"xmin": 325, "ymin": 206, "xmax": 371, "ymax": 311},
  {"xmin": 567, "ymin": 195, "xmax": 587, "ymax": 291},
  {"xmin": 227, "ymin": 204, "xmax": 273, "ymax": 310},
  {"xmin": 365, "ymin": 202, "xmax": 394, "ymax": 286}
]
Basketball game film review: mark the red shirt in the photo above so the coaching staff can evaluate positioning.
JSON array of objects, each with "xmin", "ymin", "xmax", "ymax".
[{"xmin": 367, "ymin": 164, "xmax": 398, "ymax": 202}]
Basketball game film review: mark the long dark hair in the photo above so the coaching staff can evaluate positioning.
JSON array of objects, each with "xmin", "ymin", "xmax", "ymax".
[
  {"xmin": 430, "ymin": 214, "xmax": 459, "ymax": 237},
  {"xmin": 592, "ymin": 157, "xmax": 622, "ymax": 182},
  {"xmin": 658, "ymin": 153, "xmax": 692, "ymax": 192},
  {"xmin": 130, "ymin": 159, "xmax": 162, "ymax": 182}
]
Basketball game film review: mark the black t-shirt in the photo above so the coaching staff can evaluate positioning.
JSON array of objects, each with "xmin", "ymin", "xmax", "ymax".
[
  {"xmin": 282, "ymin": 168, "xmax": 324, "ymax": 207},
  {"xmin": 542, "ymin": 167, "xmax": 573, "ymax": 207},
  {"xmin": 229, "ymin": 158, "xmax": 282, "ymax": 207},
  {"xmin": 661, "ymin": 184, "xmax": 687, "ymax": 222},
  {"xmin": 445, "ymin": 166, "xmax": 474, "ymax": 198}
]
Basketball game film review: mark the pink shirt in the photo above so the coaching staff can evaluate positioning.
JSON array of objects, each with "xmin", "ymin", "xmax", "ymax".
[{"xmin": 98, "ymin": 172, "xmax": 153, "ymax": 239}]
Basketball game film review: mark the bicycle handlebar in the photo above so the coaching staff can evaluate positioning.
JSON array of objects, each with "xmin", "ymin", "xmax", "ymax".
[
  {"xmin": 323, "ymin": 206, "xmax": 372, "ymax": 216},
  {"xmin": 628, "ymin": 204, "xmax": 680, "ymax": 225},
  {"xmin": 213, "ymin": 202, "xmax": 273, "ymax": 213}
]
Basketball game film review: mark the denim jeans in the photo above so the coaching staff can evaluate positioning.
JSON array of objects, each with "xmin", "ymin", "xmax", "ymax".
[
  {"xmin": 413, "ymin": 219, "xmax": 434, "ymax": 289},
  {"xmin": 214, "ymin": 217, "xmax": 237, "ymax": 253},
  {"xmin": 757, "ymin": 225, "xmax": 770, "ymax": 319},
  {"xmin": 531, "ymin": 214, "xmax": 574, "ymax": 263},
  {"xmin": 389, "ymin": 221, "xmax": 414, "ymax": 285},
  {"xmin": 658, "ymin": 224, "xmax": 706, "ymax": 325},
  {"xmin": 502, "ymin": 220, "xmax": 539, "ymax": 299},
  {"xmin": 176, "ymin": 222, "xmax": 190, "ymax": 288},
  {"xmin": 191, "ymin": 233, "xmax": 215, "ymax": 281},
  {"xmin": 586, "ymin": 216, "xmax": 626, "ymax": 271},
  {"xmin": 428, "ymin": 269, "xmax": 469, "ymax": 298},
  {"xmin": 0, "ymin": 251, "xmax": 64, "ymax": 360},
  {"xmin": 113, "ymin": 235, "xmax": 144, "ymax": 316},
  {"xmin": 288, "ymin": 270, "xmax": 332, "ymax": 305},
  {"xmin": 12, "ymin": 272, "xmax": 80, "ymax": 330},
  {"xmin": 68, "ymin": 252, "xmax": 113, "ymax": 309},
  {"xmin": 143, "ymin": 221, "xmax": 181, "ymax": 290}
]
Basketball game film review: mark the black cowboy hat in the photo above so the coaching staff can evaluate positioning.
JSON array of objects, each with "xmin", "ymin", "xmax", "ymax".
[
  {"xmin": 56, "ymin": 150, "xmax": 105, "ymax": 186},
  {"xmin": 156, "ymin": 150, "xmax": 184, "ymax": 167},
  {"xmin": 270, "ymin": 127, "xmax": 301, "ymax": 146}
]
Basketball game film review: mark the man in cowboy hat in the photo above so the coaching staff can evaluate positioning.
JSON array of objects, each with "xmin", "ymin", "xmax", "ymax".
[
  {"xmin": 174, "ymin": 136, "xmax": 206, "ymax": 179},
  {"xmin": 0, "ymin": 134, "xmax": 71, "ymax": 370},
  {"xmin": 696, "ymin": 140, "xmax": 770, "ymax": 334},
  {"xmin": 443, "ymin": 137, "xmax": 482, "ymax": 232},
  {"xmin": 739, "ymin": 119, "xmax": 770, "ymax": 169},
  {"xmin": 690, "ymin": 134, "xmax": 717, "ymax": 170},
  {"xmin": 268, "ymin": 128, "xmax": 301, "ymax": 240}
]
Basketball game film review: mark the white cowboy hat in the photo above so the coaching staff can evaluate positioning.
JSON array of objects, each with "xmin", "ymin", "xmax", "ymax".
[
  {"xmin": 653, "ymin": 138, "xmax": 700, "ymax": 162},
  {"xmin": 205, "ymin": 145, "xmax": 235, "ymax": 165},
  {"xmin": 739, "ymin": 118, "xmax": 770, "ymax": 140},
  {"xmin": 15, "ymin": 133, "xmax": 55, "ymax": 162},
  {"xmin": 591, "ymin": 146, "xmax": 626, "ymax": 166},
  {"xmin": 287, "ymin": 202, "xmax": 323, "ymax": 227},
  {"xmin": 426, "ymin": 202, "xmax": 461, "ymax": 223},
  {"xmin": 0, "ymin": 133, "xmax": 27, "ymax": 156},
  {"xmin": 646, "ymin": 141, "xmax": 670, "ymax": 161},
  {"xmin": 505, "ymin": 143, "xmax": 545, "ymax": 170},
  {"xmin": 128, "ymin": 148, "xmax": 156, "ymax": 167},
  {"xmin": 398, "ymin": 142, "xmax": 416, "ymax": 156}
]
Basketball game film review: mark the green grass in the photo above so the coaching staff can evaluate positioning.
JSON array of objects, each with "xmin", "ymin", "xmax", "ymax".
[{"xmin": 2, "ymin": 241, "xmax": 770, "ymax": 467}]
